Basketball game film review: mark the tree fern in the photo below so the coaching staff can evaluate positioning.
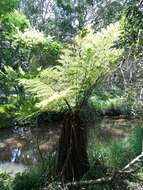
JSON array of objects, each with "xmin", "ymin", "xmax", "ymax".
[
  {"xmin": 20, "ymin": 22, "xmax": 123, "ymax": 181},
  {"xmin": 21, "ymin": 22, "xmax": 122, "ymax": 113}
]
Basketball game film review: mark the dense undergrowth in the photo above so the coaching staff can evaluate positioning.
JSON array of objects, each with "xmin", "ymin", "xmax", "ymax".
[
  {"xmin": 88, "ymin": 85, "xmax": 143, "ymax": 117},
  {"xmin": 89, "ymin": 95, "xmax": 131, "ymax": 116}
]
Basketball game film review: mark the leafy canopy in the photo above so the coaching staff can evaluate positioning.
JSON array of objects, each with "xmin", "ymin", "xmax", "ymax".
[
  {"xmin": 12, "ymin": 28, "xmax": 62, "ymax": 68},
  {"xmin": 0, "ymin": 10, "xmax": 30, "ymax": 33},
  {"xmin": 120, "ymin": 0, "xmax": 143, "ymax": 56},
  {"xmin": 21, "ymin": 22, "xmax": 122, "ymax": 113},
  {"xmin": 0, "ymin": 0, "xmax": 17, "ymax": 15}
]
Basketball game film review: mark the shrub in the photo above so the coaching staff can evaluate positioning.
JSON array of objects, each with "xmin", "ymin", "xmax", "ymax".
[
  {"xmin": 88, "ymin": 127, "xmax": 143, "ymax": 169},
  {"xmin": 0, "ymin": 173, "xmax": 13, "ymax": 190},
  {"xmin": 13, "ymin": 167, "xmax": 45, "ymax": 190},
  {"xmin": 1, "ymin": 10, "xmax": 30, "ymax": 33},
  {"xmin": 0, "ymin": 104, "xmax": 16, "ymax": 128},
  {"xmin": 89, "ymin": 95, "xmax": 131, "ymax": 116},
  {"xmin": 13, "ymin": 155, "xmax": 57, "ymax": 190},
  {"xmin": 127, "ymin": 127, "xmax": 143, "ymax": 158}
]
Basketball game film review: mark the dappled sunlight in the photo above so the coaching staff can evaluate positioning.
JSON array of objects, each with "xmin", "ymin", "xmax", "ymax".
[{"xmin": 0, "ymin": 0, "xmax": 142, "ymax": 189}]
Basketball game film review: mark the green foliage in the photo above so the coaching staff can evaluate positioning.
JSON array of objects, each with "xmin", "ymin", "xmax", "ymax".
[
  {"xmin": 0, "ymin": 10, "xmax": 30, "ymax": 33},
  {"xmin": 92, "ymin": 0, "xmax": 125, "ymax": 31},
  {"xmin": 79, "ymin": 127, "xmax": 143, "ymax": 189},
  {"xmin": 18, "ymin": 0, "xmax": 49, "ymax": 28},
  {"xmin": 0, "ymin": 0, "xmax": 17, "ymax": 16},
  {"xmin": 0, "ymin": 66, "xmax": 42, "ymax": 96},
  {"xmin": 88, "ymin": 127, "xmax": 143, "ymax": 169},
  {"xmin": 0, "ymin": 6, "xmax": 62, "ymax": 69},
  {"xmin": 12, "ymin": 29, "xmax": 62, "ymax": 68},
  {"xmin": 0, "ymin": 10, "xmax": 31, "ymax": 68},
  {"xmin": 0, "ymin": 66, "xmax": 26, "ymax": 104},
  {"xmin": 0, "ymin": 66, "xmax": 40, "ymax": 125},
  {"xmin": 19, "ymin": 0, "xmax": 126, "ymax": 41},
  {"xmin": 0, "ymin": 66, "xmax": 24, "ymax": 88},
  {"xmin": 0, "ymin": 104, "xmax": 16, "ymax": 128},
  {"xmin": 15, "ymin": 96, "xmax": 39, "ymax": 122},
  {"xmin": 13, "ymin": 170, "xmax": 42, "ymax": 190},
  {"xmin": 0, "ymin": 173, "xmax": 13, "ymax": 190},
  {"xmin": 120, "ymin": 0, "xmax": 143, "ymax": 56},
  {"xmin": 0, "ymin": 155, "xmax": 56, "ymax": 190},
  {"xmin": 107, "ymin": 141, "xmax": 127, "ymax": 168},
  {"xmin": 13, "ymin": 156, "xmax": 56, "ymax": 190},
  {"xmin": 21, "ymin": 22, "xmax": 122, "ymax": 114},
  {"xmin": 0, "ymin": 126, "xmax": 142, "ymax": 189},
  {"xmin": 128, "ymin": 127, "xmax": 143, "ymax": 157},
  {"xmin": 89, "ymin": 94, "xmax": 131, "ymax": 116}
]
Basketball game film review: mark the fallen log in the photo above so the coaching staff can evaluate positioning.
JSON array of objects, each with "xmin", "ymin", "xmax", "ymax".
[
  {"xmin": 66, "ymin": 176, "xmax": 112, "ymax": 188},
  {"xmin": 43, "ymin": 153, "xmax": 143, "ymax": 190},
  {"xmin": 65, "ymin": 153, "xmax": 143, "ymax": 188}
]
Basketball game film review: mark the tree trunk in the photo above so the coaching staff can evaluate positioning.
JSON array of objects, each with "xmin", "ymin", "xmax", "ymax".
[{"xmin": 57, "ymin": 112, "xmax": 89, "ymax": 182}]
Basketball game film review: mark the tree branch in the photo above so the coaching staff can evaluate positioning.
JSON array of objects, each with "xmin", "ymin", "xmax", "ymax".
[
  {"xmin": 63, "ymin": 98, "xmax": 73, "ymax": 113},
  {"xmin": 64, "ymin": 153, "xmax": 143, "ymax": 189},
  {"xmin": 123, "ymin": 153, "xmax": 143, "ymax": 171},
  {"xmin": 66, "ymin": 177, "xmax": 112, "ymax": 188}
]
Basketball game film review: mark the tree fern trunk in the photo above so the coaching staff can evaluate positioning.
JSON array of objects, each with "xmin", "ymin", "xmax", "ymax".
[{"xmin": 57, "ymin": 112, "xmax": 89, "ymax": 182}]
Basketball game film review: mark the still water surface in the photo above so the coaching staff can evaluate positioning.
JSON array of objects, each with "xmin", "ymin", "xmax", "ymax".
[{"xmin": 0, "ymin": 117, "xmax": 142, "ymax": 175}]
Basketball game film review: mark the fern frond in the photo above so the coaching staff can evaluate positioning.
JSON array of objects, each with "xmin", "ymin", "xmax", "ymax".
[
  {"xmin": 36, "ymin": 88, "xmax": 73, "ymax": 111},
  {"xmin": 21, "ymin": 22, "xmax": 122, "ymax": 112},
  {"xmin": 20, "ymin": 78, "xmax": 55, "ymax": 99}
]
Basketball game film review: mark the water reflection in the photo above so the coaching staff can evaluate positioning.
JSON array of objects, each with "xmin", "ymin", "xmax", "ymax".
[
  {"xmin": 0, "ymin": 162, "xmax": 26, "ymax": 176},
  {"xmin": 0, "ymin": 118, "xmax": 143, "ymax": 175},
  {"xmin": 0, "ymin": 124, "xmax": 60, "ymax": 174},
  {"xmin": 11, "ymin": 148, "xmax": 21, "ymax": 162},
  {"xmin": 88, "ymin": 117, "xmax": 143, "ymax": 145}
]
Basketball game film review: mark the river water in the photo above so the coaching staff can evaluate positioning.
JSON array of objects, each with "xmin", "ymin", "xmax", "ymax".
[{"xmin": 0, "ymin": 117, "xmax": 142, "ymax": 175}]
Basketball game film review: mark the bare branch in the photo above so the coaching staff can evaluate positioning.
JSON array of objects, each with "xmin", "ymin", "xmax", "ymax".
[
  {"xmin": 123, "ymin": 153, "xmax": 143, "ymax": 171},
  {"xmin": 66, "ymin": 177, "xmax": 112, "ymax": 188}
]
